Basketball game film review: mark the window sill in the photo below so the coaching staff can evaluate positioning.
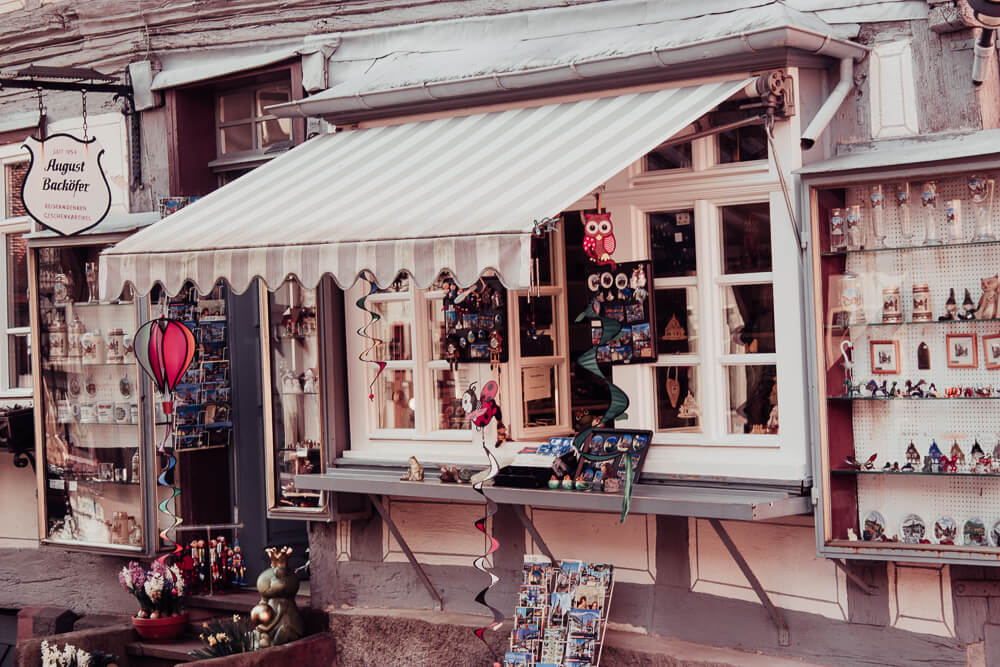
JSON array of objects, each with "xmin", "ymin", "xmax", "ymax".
[{"xmin": 651, "ymin": 433, "xmax": 780, "ymax": 448}]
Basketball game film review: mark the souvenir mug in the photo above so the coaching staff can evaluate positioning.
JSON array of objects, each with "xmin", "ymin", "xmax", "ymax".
[
  {"xmin": 106, "ymin": 328, "xmax": 124, "ymax": 364},
  {"xmin": 945, "ymin": 199, "xmax": 963, "ymax": 244},
  {"xmin": 913, "ymin": 284, "xmax": 933, "ymax": 322},
  {"xmin": 870, "ymin": 185, "xmax": 886, "ymax": 248},
  {"xmin": 114, "ymin": 402, "xmax": 129, "ymax": 425},
  {"xmin": 56, "ymin": 399, "xmax": 74, "ymax": 424},
  {"xmin": 79, "ymin": 403, "xmax": 97, "ymax": 424},
  {"xmin": 97, "ymin": 402, "xmax": 114, "ymax": 424},
  {"xmin": 970, "ymin": 175, "xmax": 997, "ymax": 242},
  {"xmin": 49, "ymin": 318, "xmax": 67, "ymax": 359},
  {"xmin": 82, "ymin": 330, "xmax": 105, "ymax": 365},
  {"xmin": 846, "ymin": 205, "xmax": 864, "ymax": 250},
  {"xmin": 882, "ymin": 286, "xmax": 902, "ymax": 323},
  {"xmin": 921, "ymin": 181, "xmax": 942, "ymax": 245},
  {"xmin": 829, "ymin": 208, "xmax": 846, "ymax": 250},
  {"xmin": 129, "ymin": 403, "xmax": 139, "ymax": 424},
  {"xmin": 897, "ymin": 182, "xmax": 915, "ymax": 244},
  {"xmin": 67, "ymin": 315, "xmax": 85, "ymax": 358},
  {"xmin": 839, "ymin": 274, "xmax": 866, "ymax": 325}
]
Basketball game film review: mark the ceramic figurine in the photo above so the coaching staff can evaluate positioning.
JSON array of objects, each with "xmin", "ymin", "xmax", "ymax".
[
  {"xmin": 976, "ymin": 275, "xmax": 1000, "ymax": 320},
  {"xmin": 905, "ymin": 441, "xmax": 921, "ymax": 466},
  {"xmin": 457, "ymin": 468, "xmax": 475, "ymax": 483},
  {"xmin": 561, "ymin": 475, "xmax": 574, "ymax": 490},
  {"xmin": 901, "ymin": 462, "xmax": 915, "ymax": 472},
  {"xmin": 940, "ymin": 288, "xmax": 958, "ymax": 320},
  {"xmin": 950, "ymin": 441, "xmax": 966, "ymax": 470},
  {"xmin": 917, "ymin": 342, "xmax": 931, "ymax": 370},
  {"xmin": 925, "ymin": 382, "xmax": 939, "ymax": 397},
  {"xmin": 400, "ymin": 456, "xmax": 424, "ymax": 481},
  {"xmin": 922, "ymin": 456, "xmax": 933, "ymax": 473},
  {"xmin": 232, "ymin": 545, "xmax": 246, "ymax": 587},
  {"xmin": 929, "ymin": 440, "xmax": 943, "ymax": 462},
  {"xmin": 972, "ymin": 440, "xmax": 986, "ymax": 461},
  {"xmin": 891, "ymin": 461, "xmax": 900, "ymax": 472},
  {"xmin": 302, "ymin": 368, "xmax": 318, "ymax": 394},
  {"xmin": 548, "ymin": 475, "xmax": 560, "ymax": 489},
  {"xmin": 251, "ymin": 547, "xmax": 304, "ymax": 649},
  {"xmin": 438, "ymin": 465, "xmax": 459, "ymax": 483},
  {"xmin": 938, "ymin": 455, "xmax": 953, "ymax": 473},
  {"xmin": 905, "ymin": 380, "xmax": 925, "ymax": 397},
  {"xmin": 960, "ymin": 288, "xmax": 977, "ymax": 320},
  {"xmin": 847, "ymin": 528, "xmax": 859, "ymax": 541}
]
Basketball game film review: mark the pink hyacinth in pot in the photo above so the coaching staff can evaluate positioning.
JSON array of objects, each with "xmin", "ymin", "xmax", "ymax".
[{"xmin": 120, "ymin": 560, "xmax": 188, "ymax": 640}]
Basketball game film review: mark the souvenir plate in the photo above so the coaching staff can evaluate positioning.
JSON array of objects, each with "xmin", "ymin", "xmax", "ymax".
[
  {"xmin": 964, "ymin": 518, "xmax": 988, "ymax": 547},
  {"xmin": 934, "ymin": 516, "xmax": 958, "ymax": 544},
  {"xmin": 863, "ymin": 510, "xmax": 886, "ymax": 541},
  {"xmin": 900, "ymin": 514, "xmax": 926, "ymax": 544},
  {"xmin": 991, "ymin": 520, "xmax": 1000, "ymax": 547}
]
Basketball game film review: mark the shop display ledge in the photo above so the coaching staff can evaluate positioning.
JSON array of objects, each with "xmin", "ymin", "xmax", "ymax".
[{"xmin": 294, "ymin": 468, "xmax": 811, "ymax": 522}]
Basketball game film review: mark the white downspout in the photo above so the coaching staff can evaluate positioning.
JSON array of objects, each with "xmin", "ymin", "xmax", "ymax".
[{"xmin": 800, "ymin": 58, "xmax": 854, "ymax": 150}]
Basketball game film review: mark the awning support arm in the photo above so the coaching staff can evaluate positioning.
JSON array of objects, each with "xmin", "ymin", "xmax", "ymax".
[
  {"xmin": 508, "ymin": 504, "xmax": 557, "ymax": 563},
  {"xmin": 833, "ymin": 559, "xmax": 877, "ymax": 596},
  {"xmin": 708, "ymin": 518, "xmax": 790, "ymax": 646},
  {"xmin": 368, "ymin": 493, "xmax": 444, "ymax": 611}
]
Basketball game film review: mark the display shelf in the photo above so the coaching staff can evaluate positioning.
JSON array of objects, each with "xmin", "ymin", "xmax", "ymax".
[
  {"xmin": 43, "ymin": 359, "xmax": 132, "ymax": 368},
  {"xmin": 44, "ymin": 538, "xmax": 143, "ymax": 551},
  {"xmin": 176, "ymin": 444, "xmax": 229, "ymax": 453},
  {"xmin": 832, "ymin": 469, "xmax": 1000, "ymax": 477},
  {"xmin": 820, "ymin": 238, "xmax": 1000, "ymax": 257},
  {"xmin": 826, "ymin": 539, "xmax": 1000, "ymax": 552},
  {"xmin": 826, "ymin": 316, "xmax": 1000, "ymax": 330},
  {"xmin": 829, "ymin": 395, "xmax": 1000, "ymax": 401}
]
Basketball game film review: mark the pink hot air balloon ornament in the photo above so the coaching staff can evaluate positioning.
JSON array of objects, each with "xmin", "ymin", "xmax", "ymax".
[{"xmin": 133, "ymin": 317, "xmax": 196, "ymax": 417}]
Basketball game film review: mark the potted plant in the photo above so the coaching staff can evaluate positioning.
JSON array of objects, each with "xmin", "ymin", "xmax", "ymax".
[{"xmin": 119, "ymin": 560, "xmax": 188, "ymax": 640}]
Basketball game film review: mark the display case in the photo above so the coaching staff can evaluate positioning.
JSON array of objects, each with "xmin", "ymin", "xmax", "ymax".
[
  {"xmin": 806, "ymin": 158, "xmax": 1000, "ymax": 564},
  {"xmin": 261, "ymin": 280, "xmax": 329, "ymax": 518},
  {"xmin": 28, "ymin": 232, "xmax": 156, "ymax": 553}
]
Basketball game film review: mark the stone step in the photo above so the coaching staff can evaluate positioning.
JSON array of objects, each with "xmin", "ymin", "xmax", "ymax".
[{"xmin": 126, "ymin": 635, "xmax": 203, "ymax": 665}]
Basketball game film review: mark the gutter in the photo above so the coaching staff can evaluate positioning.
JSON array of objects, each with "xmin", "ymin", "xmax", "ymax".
[
  {"xmin": 269, "ymin": 25, "xmax": 867, "ymax": 122},
  {"xmin": 800, "ymin": 57, "xmax": 854, "ymax": 149}
]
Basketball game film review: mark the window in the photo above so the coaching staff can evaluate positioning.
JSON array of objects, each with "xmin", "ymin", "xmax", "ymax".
[
  {"xmin": 650, "ymin": 201, "xmax": 777, "ymax": 442},
  {"xmin": 216, "ymin": 82, "xmax": 292, "ymax": 157},
  {"xmin": 718, "ymin": 125, "xmax": 768, "ymax": 164},
  {"xmin": 0, "ymin": 159, "xmax": 31, "ymax": 395}
]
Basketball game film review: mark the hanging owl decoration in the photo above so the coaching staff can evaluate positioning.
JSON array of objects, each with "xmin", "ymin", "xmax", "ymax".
[{"xmin": 582, "ymin": 212, "xmax": 617, "ymax": 271}]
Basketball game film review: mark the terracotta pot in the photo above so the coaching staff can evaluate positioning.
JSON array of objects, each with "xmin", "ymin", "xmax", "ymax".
[{"xmin": 132, "ymin": 612, "xmax": 188, "ymax": 640}]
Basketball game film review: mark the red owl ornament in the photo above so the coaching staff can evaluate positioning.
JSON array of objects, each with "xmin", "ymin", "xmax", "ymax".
[{"xmin": 582, "ymin": 212, "xmax": 617, "ymax": 271}]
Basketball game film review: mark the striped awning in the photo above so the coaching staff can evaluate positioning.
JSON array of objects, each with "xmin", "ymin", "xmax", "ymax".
[{"xmin": 100, "ymin": 78, "xmax": 752, "ymax": 297}]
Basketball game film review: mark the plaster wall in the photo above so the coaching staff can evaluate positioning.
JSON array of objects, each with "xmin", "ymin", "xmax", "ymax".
[{"xmin": 0, "ymin": 454, "xmax": 36, "ymax": 547}]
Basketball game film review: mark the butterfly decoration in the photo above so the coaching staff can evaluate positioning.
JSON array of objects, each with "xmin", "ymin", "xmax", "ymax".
[{"xmin": 463, "ymin": 380, "xmax": 502, "ymax": 430}]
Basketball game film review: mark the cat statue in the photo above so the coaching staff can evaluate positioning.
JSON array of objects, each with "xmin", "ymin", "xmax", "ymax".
[{"xmin": 976, "ymin": 274, "xmax": 999, "ymax": 320}]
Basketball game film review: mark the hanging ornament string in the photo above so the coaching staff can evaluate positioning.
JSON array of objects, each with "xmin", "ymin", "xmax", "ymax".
[
  {"xmin": 463, "ymin": 380, "xmax": 505, "ymax": 659},
  {"xmin": 80, "ymin": 89, "xmax": 88, "ymax": 141},
  {"xmin": 133, "ymin": 317, "xmax": 196, "ymax": 560},
  {"xmin": 355, "ymin": 274, "xmax": 387, "ymax": 400}
]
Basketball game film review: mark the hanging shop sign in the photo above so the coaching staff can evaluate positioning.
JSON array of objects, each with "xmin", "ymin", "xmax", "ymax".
[{"xmin": 20, "ymin": 134, "xmax": 112, "ymax": 236}]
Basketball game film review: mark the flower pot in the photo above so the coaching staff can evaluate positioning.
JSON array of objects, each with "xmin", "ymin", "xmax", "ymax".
[{"xmin": 132, "ymin": 612, "xmax": 188, "ymax": 640}]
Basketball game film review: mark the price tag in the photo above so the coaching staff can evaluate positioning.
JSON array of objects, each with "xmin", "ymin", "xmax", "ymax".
[
  {"xmin": 49, "ymin": 479, "xmax": 65, "ymax": 490},
  {"xmin": 68, "ymin": 481, "xmax": 78, "ymax": 491},
  {"xmin": 296, "ymin": 447, "xmax": 308, "ymax": 458},
  {"xmin": 674, "ymin": 232, "xmax": 684, "ymax": 243}
]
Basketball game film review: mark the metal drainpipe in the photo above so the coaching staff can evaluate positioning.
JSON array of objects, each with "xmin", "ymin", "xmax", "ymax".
[
  {"xmin": 800, "ymin": 58, "xmax": 854, "ymax": 150},
  {"xmin": 973, "ymin": 27, "xmax": 996, "ymax": 85}
]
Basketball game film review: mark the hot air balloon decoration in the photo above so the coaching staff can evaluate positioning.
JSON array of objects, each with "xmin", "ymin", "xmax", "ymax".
[{"xmin": 133, "ymin": 317, "xmax": 196, "ymax": 555}]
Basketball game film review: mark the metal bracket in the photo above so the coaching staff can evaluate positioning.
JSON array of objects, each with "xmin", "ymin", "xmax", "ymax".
[
  {"xmin": 368, "ymin": 494, "xmax": 444, "ymax": 611},
  {"xmin": 708, "ymin": 518, "xmax": 790, "ymax": 646},
  {"xmin": 833, "ymin": 559, "xmax": 877, "ymax": 596},
  {"xmin": 508, "ymin": 504, "xmax": 557, "ymax": 563}
]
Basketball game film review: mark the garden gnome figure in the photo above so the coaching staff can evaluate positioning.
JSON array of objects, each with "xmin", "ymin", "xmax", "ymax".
[{"xmin": 251, "ymin": 546, "xmax": 304, "ymax": 649}]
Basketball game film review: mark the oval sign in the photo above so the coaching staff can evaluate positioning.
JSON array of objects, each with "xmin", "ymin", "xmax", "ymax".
[{"xmin": 21, "ymin": 133, "xmax": 112, "ymax": 236}]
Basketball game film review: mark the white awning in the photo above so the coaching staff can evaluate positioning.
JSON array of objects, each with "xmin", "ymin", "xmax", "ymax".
[{"xmin": 100, "ymin": 77, "xmax": 751, "ymax": 297}]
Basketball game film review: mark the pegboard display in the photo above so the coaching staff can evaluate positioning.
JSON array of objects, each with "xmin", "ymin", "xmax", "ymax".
[{"xmin": 813, "ymin": 170, "xmax": 1000, "ymax": 559}]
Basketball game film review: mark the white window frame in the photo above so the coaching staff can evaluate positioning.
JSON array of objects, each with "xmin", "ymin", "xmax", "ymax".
[{"xmin": 0, "ymin": 152, "xmax": 33, "ymax": 398}]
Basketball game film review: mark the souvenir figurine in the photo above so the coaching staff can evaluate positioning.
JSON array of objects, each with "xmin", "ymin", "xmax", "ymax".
[
  {"xmin": 901, "ymin": 514, "xmax": 926, "ymax": 544},
  {"xmin": 972, "ymin": 440, "xmax": 987, "ymax": 462},
  {"xmin": 901, "ymin": 462, "xmax": 915, "ymax": 472},
  {"xmin": 921, "ymin": 456, "xmax": 933, "ymax": 473},
  {"xmin": 905, "ymin": 441, "xmax": 921, "ymax": 467},
  {"xmin": 965, "ymin": 518, "xmax": 989, "ymax": 547},
  {"xmin": 251, "ymin": 547, "xmax": 304, "ymax": 649},
  {"xmin": 926, "ymin": 382, "xmax": 939, "ymax": 397},
  {"xmin": 943, "ymin": 455, "xmax": 958, "ymax": 473},
  {"xmin": 847, "ymin": 528, "xmax": 859, "ymax": 541},
  {"xmin": 302, "ymin": 368, "xmax": 318, "ymax": 394},
  {"xmin": 891, "ymin": 461, "xmax": 900, "ymax": 472},
  {"xmin": 950, "ymin": 441, "xmax": 966, "ymax": 470},
  {"xmin": 548, "ymin": 475, "xmax": 560, "ymax": 489},
  {"xmin": 917, "ymin": 342, "xmax": 931, "ymax": 370},
  {"xmin": 905, "ymin": 379, "xmax": 926, "ymax": 397},
  {"xmin": 561, "ymin": 475, "xmax": 574, "ymax": 490},
  {"xmin": 939, "ymin": 288, "xmax": 958, "ymax": 320},
  {"xmin": 960, "ymin": 288, "xmax": 977, "ymax": 320},
  {"xmin": 992, "ymin": 520, "xmax": 1000, "ymax": 548},
  {"xmin": 976, "ymin": 275, "xmax": 999, "ymax": 320},
  {"xmin": 400, "ymin": 456, "xmax": 424, "ymax": 481},
  {"xmin": 457, "ymin": 468, "xmax": 476, "ymax": 483},
  {"xmin": 929, "ymin": 440, "xmax": 943, "ymax": 462},
  {"xmin": 863, "ymin": 510, "xmax": 886, "ymax": 541},
  {"xmin": 438, "ymin": 465, "xmax": 459, "ymax": 483},
  {"xmin": 209, "ymin": 539, "xmax": 220, "ymax": 586}
]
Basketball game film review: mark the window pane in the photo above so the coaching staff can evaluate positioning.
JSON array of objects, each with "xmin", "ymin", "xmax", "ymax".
[
  {"xmin": 522, "ymin": 365, "xmax": 558, "ymax": 428},
  {"xmin": 7, "ymin": 232, "xmax": 28, "ymax": 327},
  {"xmin": 5, "ymin": 163, "xmax": 28, "ymax": 217},
  {"xmin": 427, "ymin": 297, "xmax": 446, "ymax": 360},
  {"xmin": 655, "ymin": 366, "xmax": 700, "ymax": 432},
  {"xmin": 258, "ymin": 118, "xmax": 291, "ymax": 148},
  {"xmin": 722, "ymin": 284, "xmax": 775, "ymax": 354},
  {"xmin": 645, "ymin": 141, "xmax": 692, "ymax": 171},
  {"xmin": 220, "ymin": 124, "xmax": 254, "ymax": 154},
  {"xmin": 655, "ymin": 287, "xmax": 697, "ymax": 354},
  {"xmin": 650, "ymin": 210, "xmax": 696, "ymax": 278},
  {"xmin": 256, "ymin": 85, "xmax": 291, "ymax": 116},
  {"xmin": 518, "ymin": 296, "xmax": 557, "ymax": 357},
  {"xmin": 219, "ymin": 90, "xmax": 253, "ymax": 122},
  {"xmin": 721, "ymin": 203, "xmax": 771, "ymax": 274},
  {"xmin": 433, "ymin": 369, "xmax": 470, "ymax": 431},
  {"xmin": 718, "ymin": 125, "xmax": 768, "ymax": 163},
  {"xmin": 370, "ymin": 299, "xmax": 412, "ymax": 361},
  {"xmin": 726, "ymin": 364, "xmax": 778, "ymax": 434},
  {"xmin": 373, "ymin": 369, "xmax": 415, "ymax": 429},
  {"xmin": 8, "ymin": 334, "xmax": 29, "ymax": 389}
]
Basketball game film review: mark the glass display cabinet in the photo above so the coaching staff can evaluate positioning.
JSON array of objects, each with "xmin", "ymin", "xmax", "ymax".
[
  {"xmin": 28, "ymin": 231, "xmax": 156, "ymax": 553},
  {"xmin": 261, "ymin": 280, "xmax": 329, "ymax": 518},
  {"xmin": 806, "ymin": 158, "xmax": 1000, "ymax": 564}
]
